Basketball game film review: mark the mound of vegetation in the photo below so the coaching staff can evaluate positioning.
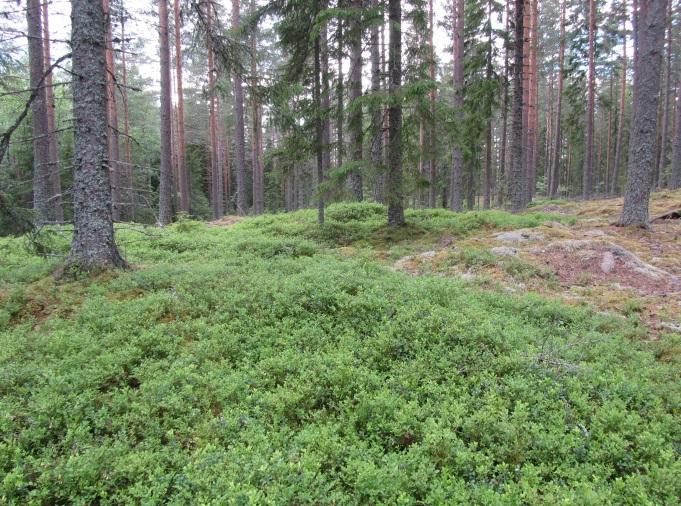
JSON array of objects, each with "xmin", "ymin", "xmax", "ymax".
[{"xmin": 1, "ymin": 204, "xmax": 680, "ymax": 504}]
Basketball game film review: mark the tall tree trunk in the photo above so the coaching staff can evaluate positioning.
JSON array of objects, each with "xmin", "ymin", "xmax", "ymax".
[
  {"xmin": 605, "ymin": 74, "xmax": 614, "ymax": 191},
  {"xmin": 427, "ymin": 0, "xmax": 437, "ymax": 207},
  {"xmin": 483, "ymin": 0, "xmax": 493, "ymax": 209},
  {"xmin": 120, "ymin": 13, "xmax": 134, "ymax": 219},
  {"xmin": 232, "ymin": 0, "xmax": 247, "ymax": 215},
  {"xmin": 610, "ymin": 16, "xmax": 627, "ymax": 195},
  {"xmin": 449, "ymin": 0, "xmax": 464, "ymax": 211},
  {"xmin": 314, "ymin": 33, "xmax": 325, "ymax": 224},
  {"xmin": 655, "ymin": 0, "xmax": 672, "ymax": 188},
  {"xmin": 582, "ymin": 0, "xmax": 596, "ymax": 199},
  {"xmin": 251, "ymin": 0, "xmax": 264, "ymax": 214},
  {"xmin": 158, "ymin": 0, "xmax": 174, "ymax": 225},
  {"xmin": 173, "ymin": 0, "xmax": 189, "ymax": 212},
  {"xmin": 508, "ymin": 0, "xmax": 525, "ymax": 211},
  {"xmin": 370, "ymin": 0, "xmax": 384, "ymax": 203},
  {"xmin": 41, "ymin": 0, "xmax": 63, "ymax": 222},
  {"xmin": 618, "ymin": 0, "xmax": 667, "ymax": 226},
  {"xmin": 497, "ymin": 0, "xmax": 511, "ymax": 206},
  {"xmin": 348, "ymin": 0, "xmax": 364, "ymax": 201},
  {"xmin": 206, "ymin": 3, "xmax": 223, "ymax": 218},
  {"xmin": 387, "ymin": 0, "xmax": 404, "ymax": 226},
  {"xmin": 550, "ymin": 0, "xmax": 565, "ymax": 199},
  {"xmin": 27, "ymin": 0, "xmax": 50, "ymax": 226},
  {"xmin": 321, "ymin": 6, "xmax": 331, "ymax": 221},
  {"xmin": 525, "ymin": 0, "xmax": 538, "ymax": 203},
  {"xmin": 336, "ymin": 9, "xmax": 344, "ymax": 169},
  {"xmin": 103, "ymin": 0, "xmax": 121, "ymax": 221},
  {"xmin": 67, "ymin": 0, "xmax": 126, "ymax": 270},
  {"xmin": 521, "ymin": 0, "xmax": 530, "ymax": 203},
  {"xmin": 670, "ymin": 83, "xmax": 681, "ymax": 189}
]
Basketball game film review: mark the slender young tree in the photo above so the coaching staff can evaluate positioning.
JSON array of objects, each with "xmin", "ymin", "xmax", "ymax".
[
  {"xmin": 655, "ymin": 0, "xmax": 672, "ymax": 188},
  {"xmin": 483, "ymin": 0, "xmax": 493, "ymax": 209},
  {"xmin": 120, "ymin": 12, "xmax": 134, "ymax": 218},
  {"xmin": 27, "ymin": 0, "xmax": 50, "ymax": 226},
  {"xmin": 348, "ymin": 0, "xmax": 364, "ymax": 201},
  {"xmin": 583, "ymin": 0, "xmax": 596, "ymax": 199},
  {"xmin": 66, "ymin": 0, "xmax": 126, "ymax": 270},
  {"xmin": 336, "ymin": 4, "xmax": 344, "ymax": 170},
  {"xmin": 428, "ymin": 0, "xmax": 437, "ymax": 207},
  {"xmin": 610, "ymin": 15, "xmax": 627, "ymax": 195},
  {"xmin": 508, "ymin": 0, "xmax": 525, "ymax": 211},
  {"xmin": 497, "ymin": 0, "xmax": 511, "ymax": 206},
  {"xmin": 618, "ymin": 0, "xmax": 667, "ymax": 226},
  {"xmin": 232, "ymin": 0, "xmax": 247, "ymax": 215},
  {"xmin": 250, "ymin": 0, "xmax": 264, "ymax": 214},
  {"xmin": 41, "ymin": 0, "xmax": 63, "ymax": 222},
  {"xmin": 370, "ymin": 0, "xmax": 384, "ymax": 202},
  {"xmin": 158, "ymin": 0, "xmax": 174, "ymax": 225},
  {"xmin": 320, "ymin": 3, "xmax": 331, "ymax": 222},
  {"xmin": 103, "ymin": 0, "xmax": 121, "ymax": 220},
  {"xmin": 550, "ymin": 0, "xmax": 565, "ymax": 198},
  {"xmin": 449, "ymin": 0, "xmax": 464, "ymax": 211},
  {"xmin": 206, "ymin": 3, "xmax": 223, "ymax": 218},
  {"xmin": 670, "ymin": 83, "xmax": 681, "ymax": 189},
  {"xmin": 173, "ymin": 0, "xmax": 190, "ymax": 212},
  {"xmin": 387, "ymin": 0, "xmax": 404, "ymax": 226}
]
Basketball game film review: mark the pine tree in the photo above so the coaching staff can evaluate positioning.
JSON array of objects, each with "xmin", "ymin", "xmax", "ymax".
[
  {"xmin": 449, "ymin": 0, "xmax": 464, "ymax": 211},
  {"xmin": 508, "ymin": 0, "xmax": 525, "ymax": 211},
  {"xmin": 26, "ymin": 0, "xmax": 50, "ymax": 226},
  {"xmin": 387, "ymin": 0, "xmax": 404, "ymax": 226},
  {"xmin": 618, "ymin": 0, "xmax": 667, "ymax": 226},
  {"xmin": 158, "ymin": 0, "xmax": 174, "ymax": 225},
  {"xmin": 173, "ymin": 0, "xmax": 190, "ymax": 213}
]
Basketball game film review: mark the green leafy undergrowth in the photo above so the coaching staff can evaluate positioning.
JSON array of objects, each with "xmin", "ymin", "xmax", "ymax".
[
  {"xmin": 1, "ymin": 206, "xmax": 680, "ymax": 504},
  {"xmin": 237, "ymin": 202, "xmax": 573, "ymax": 249}
]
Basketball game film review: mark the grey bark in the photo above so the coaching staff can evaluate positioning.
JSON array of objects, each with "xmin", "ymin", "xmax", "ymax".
[
  {"xmin": 315, "ymin": 34, "xmax": 325, "ymax": 224},
  {"xmin": 619, "ymin": 0, "xmax": 667, "ymax": 226},
  {"xmin": 387, "ymin": 0, "xmax": 404, "ymax": 226},
  {"xmin": 508, "ymin": 0, "xmax": 525, "ymax": 211},
  {"xmin": 348, "ymin": 0, "xmax": 364, "ymax": 201},
  {"xmin": 27, "ymin": 0, "xmax": 51, "ymax": 226},
  {"xmin": 66, "ymin": 0, "xmax": 126, "ymax": 270},
  {"xmin": 449, "ymin": 0, "xmax": 464, "ymax": 211},
  {"xmin": 158, "ymin": 0, "xmax": 174, "ymax": 225},
  {"xmin": 233, "ymin": 0, "xmax": 247, "ymax": 215}
]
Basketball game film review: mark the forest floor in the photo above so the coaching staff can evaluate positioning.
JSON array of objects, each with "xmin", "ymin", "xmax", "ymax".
[
  {"xmin": 1, "ymin": 192, "xmax": 680, "ymax": 503},
  {"xmin": 392, "ymin": 190, "xmax": 681, "ymax": 339}
]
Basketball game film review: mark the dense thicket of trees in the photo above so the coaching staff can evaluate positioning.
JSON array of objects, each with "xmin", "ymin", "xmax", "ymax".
[{"xmin": 1, "ymin": 0, "xmax": 680, "ymax": 252}]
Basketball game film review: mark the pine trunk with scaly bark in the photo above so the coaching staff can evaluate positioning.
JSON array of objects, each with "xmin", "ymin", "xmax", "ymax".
[
  {"xmin": 103, "ymin": 0, "xmax": 122, "ymax": 220},
  {"xmin": 610, "ymin": 16, "xmax": 627, "ymax": 195},
  {"xmin": 449, "ymin": 0, "xmax": 464, "ymax": 211},
  {"xmin": 619, "ymin": 0, "xmax": 667, "ymax": 226},
  {"xmin": 387, "ymin": 0, "xmax": 404, "ymax": 226},
  {"xmin": 232, "ymin": 0, "xmax": 247, "ymax": 215},
  {"xmin": 41, "ymin": 0, "xmax": 63, "ymax": 222},
  {"xmin": 158, "ymin": 0, "xmax": 174, "ymax": 225},
  {"xmin": 27, "ymin": 0, "xmax": 50, "ymax": 226},
  {"xmin": 508, "ymin": 0, "xmax": 525, "ymax": 211},
  {"xmin": 348, "ymin": 0, "xmax": 364, "ymax": 201},
  {"xmin": 582, "ymin": 0, "xmax": 596, "ymax": 199}
]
